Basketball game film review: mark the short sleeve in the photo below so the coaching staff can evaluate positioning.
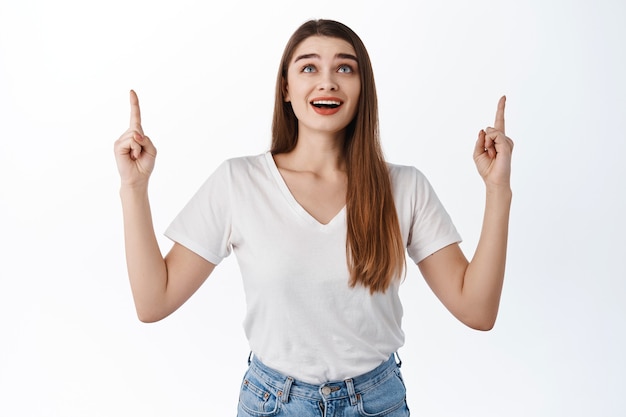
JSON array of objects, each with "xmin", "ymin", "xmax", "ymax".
[
  {"xmin": 398, "ymin": 167, "xmax": 462, "ymax": 264},
  {"xmin": 164, "ymin": 161, "xmax": 233, "ymax": 265}
]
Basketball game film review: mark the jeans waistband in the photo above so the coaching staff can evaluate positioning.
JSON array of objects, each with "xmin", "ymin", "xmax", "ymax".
[{"xmin": 246, "ymin": 353, "xmax": 402, "ymax": 404}]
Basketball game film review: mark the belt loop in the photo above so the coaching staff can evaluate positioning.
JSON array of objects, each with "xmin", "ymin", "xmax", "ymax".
[
  {"xmin": 345, "ymin": 378, "xmax": 358, "ymax": 406},
  {"xmin": 394, "ymin": 351, "xmax": 402, "ymax": 368},
  {"xmin": 247, "ymin": 351, "xmax": 253, "ymax": 366},
  {"xmin": 281, "ymin": 377, "xmax": 294, "ymax": 404}
]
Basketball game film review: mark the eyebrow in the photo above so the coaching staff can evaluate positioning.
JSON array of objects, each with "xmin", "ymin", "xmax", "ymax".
[{"xmin": 294, "ymin": 53, "xmax": 358, "ymax": 63}]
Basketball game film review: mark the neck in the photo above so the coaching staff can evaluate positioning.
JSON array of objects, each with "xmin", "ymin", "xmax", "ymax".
[{"xmin": 278, "ymin": 130, "xmax": 346, "ymax": 174}]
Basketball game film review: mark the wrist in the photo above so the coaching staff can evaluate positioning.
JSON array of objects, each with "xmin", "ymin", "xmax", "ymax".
[
  {"xmin": 119, "ymin": 181, "xmax": 150, "ymax": 197},
  {"xmin": 485, "ymin": 184, "xmax": 512, "ymax": 201}
]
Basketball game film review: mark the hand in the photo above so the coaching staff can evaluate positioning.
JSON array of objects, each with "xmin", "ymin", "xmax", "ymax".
[
  {"xmin": 114, "ymin": 90, "xmax": 157, "ymax": 187},
  {"xmin": 473, "ymin": 96, "xmax": 514, "ymax": 188}
]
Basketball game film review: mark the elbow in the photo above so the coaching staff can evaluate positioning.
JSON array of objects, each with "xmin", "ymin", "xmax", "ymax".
[
  {"xmin": 137, "ymin": 314, "xmax": 160, "ymax": 324},
  {"xmin": 467, "ymin": 319, "xmax": 496, "ymax": 331},
  {"xmin": 135, "ymin": 307, "xmax": 167, "ymax": 324},
  {"xmin": 131, "ymin": 294, "xmax": 170, "ymax": 323},
  {"xmin": 453, "ymin": 297, "xmax": 501, "ymax": 331},
  {"xmin": 458, "ymin": 311, "xmax": 498, "ymax": 331}
]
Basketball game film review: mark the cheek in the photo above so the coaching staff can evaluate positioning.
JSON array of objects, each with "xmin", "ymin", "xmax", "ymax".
[
  {"xmin": 349, "ymin": 85, "xmax": 361, "ymax": 111},
  {"xmin": 353, "ymin": 81, "xmax": 362, "ymax": 100},
  {"xmin": 346, "ymin": 78, "xmax": 361, "ymax": 102}
]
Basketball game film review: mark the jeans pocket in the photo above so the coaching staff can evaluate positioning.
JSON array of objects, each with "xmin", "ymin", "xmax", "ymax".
[
  {"xmin": 238, "ymin": 370, "xmax": 282, "ymax": 417},
  {"xmin": 356, "ymin": 369, "xmax": 409, "ymax": 417}
]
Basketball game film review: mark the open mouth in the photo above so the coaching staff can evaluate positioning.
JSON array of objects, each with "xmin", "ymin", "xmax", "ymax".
[{"xmin": 311, "ymin": 99, "xmax": 342, "ymax": 109}]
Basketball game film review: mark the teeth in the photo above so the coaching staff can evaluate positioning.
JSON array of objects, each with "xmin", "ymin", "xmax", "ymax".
[{"xmin": 312, "ymin": 100, "xmax": 341, "ymax": 106}]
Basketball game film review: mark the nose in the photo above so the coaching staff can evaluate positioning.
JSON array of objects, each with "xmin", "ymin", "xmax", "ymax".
[{"xmin": 318, "ymin": 71, "xmax": 338, "ymax": 91}]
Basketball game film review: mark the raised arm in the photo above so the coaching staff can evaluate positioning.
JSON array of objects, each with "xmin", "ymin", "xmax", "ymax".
[
  {"xmin": 114, "ymin": 90, "xmax": 215, "ymax": 323},
  {"xmin": 418, "ymin": 96, "xmax": 513, "ymax": 330}
]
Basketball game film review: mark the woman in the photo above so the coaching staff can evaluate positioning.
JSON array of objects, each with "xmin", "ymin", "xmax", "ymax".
[{"xmin": 114, "ymin": 19, "xmax": 513, "ymax": 417}]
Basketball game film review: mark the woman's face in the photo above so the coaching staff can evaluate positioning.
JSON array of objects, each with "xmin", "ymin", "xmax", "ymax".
[{"xmin": 284, "ymin": 35, "xmax": 361, "ymax": 138}]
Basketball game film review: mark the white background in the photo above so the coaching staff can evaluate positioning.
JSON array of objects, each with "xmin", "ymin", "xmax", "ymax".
[{"xmin": 1, "ymin": 0, "xmax": 625, "ymax": 416}]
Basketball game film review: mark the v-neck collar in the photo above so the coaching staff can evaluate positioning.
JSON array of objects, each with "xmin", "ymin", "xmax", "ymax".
[{"xmin": 264, "ymin": 151, "xmax": 346, "ymax": 230}]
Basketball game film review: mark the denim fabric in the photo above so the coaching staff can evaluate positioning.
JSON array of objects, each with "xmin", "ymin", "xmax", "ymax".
[{"xmin": 237, "ymin": 354, "xmax": 410, "ymax": 417}]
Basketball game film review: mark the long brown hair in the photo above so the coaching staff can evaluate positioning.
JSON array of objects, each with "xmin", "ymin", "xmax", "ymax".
[{"xmin": 271, "ymin": 19, "xmax": 405, "ymax": 293}]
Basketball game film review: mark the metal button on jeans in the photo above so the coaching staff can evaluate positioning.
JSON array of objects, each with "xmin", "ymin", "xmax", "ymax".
[{"xmin": 321, "ymin": 386, "xmax": 331, "ymax": 395}]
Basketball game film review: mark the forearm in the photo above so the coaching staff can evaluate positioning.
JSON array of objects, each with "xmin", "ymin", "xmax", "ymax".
[
  {"xmin": 120, "ymin": 185, "xmax": 168, "ymax": 321},
  {"xmin": 462, "ymin": 185, "xmax": 512, "ymax": 329}
]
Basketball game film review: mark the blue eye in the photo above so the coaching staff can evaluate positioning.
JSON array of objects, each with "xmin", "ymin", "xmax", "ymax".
[
  {"xmin": 302, "ymin": 65, "xmax": 316, "ymax": 73},
  {"xmin": 338, "ymin": 64, "xmax": 354, "ymax": 73}
]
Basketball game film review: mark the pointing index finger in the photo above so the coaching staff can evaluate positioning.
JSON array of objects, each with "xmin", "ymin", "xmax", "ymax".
[
  {"xmin": 129, "ymin": 90, "xmax": 142, "ymax": 130},
  {"xmin": 494, "ymin": 95, "xmax": 506, "ymax": 133}
]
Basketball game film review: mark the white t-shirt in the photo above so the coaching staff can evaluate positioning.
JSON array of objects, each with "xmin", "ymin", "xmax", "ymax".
[{"xmin": 165, "ymin": 152, "xmax": 461, "ymax": 383}]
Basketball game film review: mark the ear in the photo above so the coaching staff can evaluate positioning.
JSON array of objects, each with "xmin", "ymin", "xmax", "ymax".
[{"xmin": 283, "ymin": 80, "xmax": 290, "ymax": 102}]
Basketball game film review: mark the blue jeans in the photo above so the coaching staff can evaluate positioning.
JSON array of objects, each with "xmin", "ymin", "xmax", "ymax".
[{"xmin": 237, "ymin": 353, "xmax": 410, "ymax": 417}]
